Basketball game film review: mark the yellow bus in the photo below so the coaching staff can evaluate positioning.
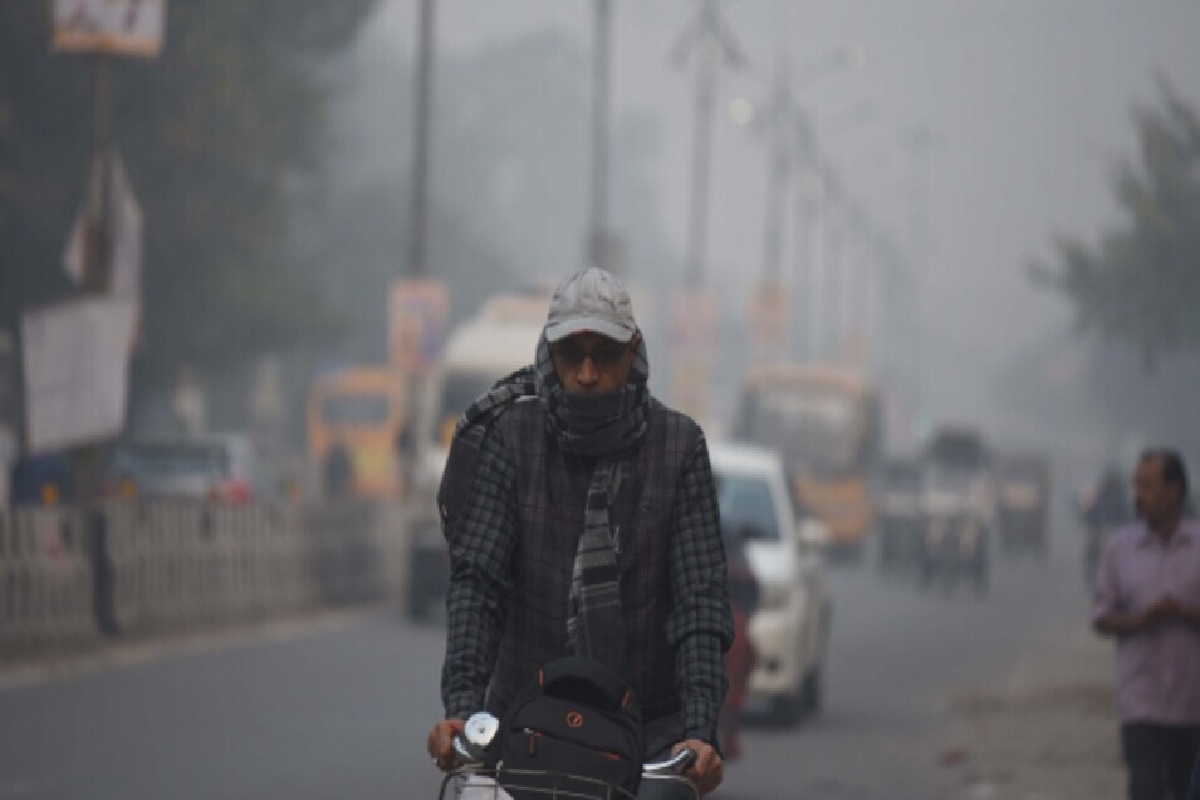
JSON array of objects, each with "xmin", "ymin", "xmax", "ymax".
[
  {"xmin": 306, "ymin": 366, "xmax": 407, "ymax": 499},
  {"xmin": 732, "ymin": 363, "xmax": 882, "ymax": 554}
]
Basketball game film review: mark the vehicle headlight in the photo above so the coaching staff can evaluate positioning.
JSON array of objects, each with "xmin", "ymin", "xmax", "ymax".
[{"xmin": 758, "ymin": 583, "xmax": 790, "ymax": 611}]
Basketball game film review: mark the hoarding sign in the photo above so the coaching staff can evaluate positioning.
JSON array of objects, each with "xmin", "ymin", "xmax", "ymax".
[
  {"xmin": 53, "ymin": 0, "xmax": 165, "ymax": 58},
  {"xmin": 389, "ymin": 279, "xmax": 449, "ymax": 374},
  {"xmin": 21, "ymin": 298, "xmax": 137, "ymax": 453}
]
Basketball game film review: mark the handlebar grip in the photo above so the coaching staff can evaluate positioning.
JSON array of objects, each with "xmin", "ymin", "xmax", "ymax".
[{"xmin": 643, "ymin": 747, "xmax": 697, "ymax": 775}]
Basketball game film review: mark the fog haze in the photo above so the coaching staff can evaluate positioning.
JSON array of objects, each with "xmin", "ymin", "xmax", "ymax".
[{"xmin": 347, "ymin": 1, "xmax": 1200, "ymax": 449}]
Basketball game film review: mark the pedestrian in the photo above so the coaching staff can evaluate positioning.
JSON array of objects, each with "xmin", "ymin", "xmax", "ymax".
[
  {"xmin": 322, "ymin": 438, "xmax": 354, "ymax": 500},
  {"xmin": 426, "ymin": 267, "xmax": 733, "ymax": 798},
  {"xmin": 1093, "ymin": 449, "xmax": 1200, "ymax": 800}
]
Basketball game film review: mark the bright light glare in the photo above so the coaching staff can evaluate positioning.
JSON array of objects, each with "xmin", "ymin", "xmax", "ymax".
[{"xmin": 729, "ymin": 96, "xmax": 755, "ymax": 126}]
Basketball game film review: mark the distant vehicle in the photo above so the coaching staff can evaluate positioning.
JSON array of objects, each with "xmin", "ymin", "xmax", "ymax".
[
  {"xmin": 306, "ymin": 366, "xmax": 408, "ymax": 499},
  {"xmin": 412, "ymin": 291, "xmax": 549, "ymax": 493},
  {"xmin": 10, "ymin": 451, "xmax": 73, "ymax": 508},
  {"xmin": 876, "ymin": 456, "xmax": 923, "ymax": 571},
  {"xmin": 731, "ymin": 363, "xmax": 882, "ymax": 558},
  {"xmin": 917, "ymin": 426, "xmax": 998, "ymax": 590},
  {"xmin": 1076, "ymin": 464, "xmax": 1130, "ymax": 590},
  {"xmin": 710, "ymin": 442, "xmax": 832, "ymax": 725},
  {"xmin": 996, "ymin": 452, "xmax": 1051, "ymax": 554},
  {"xmin": 106, "ymin": 433, "xmax": 275, "ymax": 504}
]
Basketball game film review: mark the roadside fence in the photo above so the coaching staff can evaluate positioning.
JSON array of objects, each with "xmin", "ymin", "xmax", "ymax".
[{"xmin": 0, "ymin": 499, "xmax": 423, "ymax": 665}]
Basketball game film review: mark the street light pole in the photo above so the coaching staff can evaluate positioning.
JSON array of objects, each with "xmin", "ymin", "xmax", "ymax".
[
  {"xmin": 83, "ymin": 56, "xmax": 115, "ymax": 296},
  {"xmin": 761, "ymin": 52, "xmax": 790, "ymax": 288},
  {"xmin": 408, "ymin": 0, "xmax": 436, "ymax": 279},
  {"xmin": 685, "ymin": 8, "xmax": 716, "ymax": 290},
  {"xmin": 901, "ymin": 125, "xmax": 939, "ymax": 431},
  {"xmin": 587, "ymin": 0, "xmax": 614, "ymax": 272},
  {"xmin": 72, "ymin": 54, "xmax": 116, "ymax": 514},
  {"xmin": 673, "ymin": 0, "xmax": 743, "ymax": 289}
]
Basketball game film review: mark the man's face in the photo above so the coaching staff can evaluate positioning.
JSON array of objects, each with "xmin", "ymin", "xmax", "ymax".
[
  {"xmin": 1134, "ymin": 456, "xmax": 1181, "ymax": 523},
  {"xmin": 549, "ymin": 332, "xmax": 638, "ymax": 396}
]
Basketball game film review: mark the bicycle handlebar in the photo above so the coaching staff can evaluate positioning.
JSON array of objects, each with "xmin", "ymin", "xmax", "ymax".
[
  {"xmin": 449, "ymin": 734, "xmax": 696, "ymax": 777},
  {"xmin": 643, "ymin": 747, "xmax": 697, "ymax": 775}
]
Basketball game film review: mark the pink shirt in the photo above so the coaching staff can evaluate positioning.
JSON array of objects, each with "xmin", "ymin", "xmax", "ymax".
[{"xmin": 1092, "ymin": 519, "xmax": 1200, "ymax": 724}]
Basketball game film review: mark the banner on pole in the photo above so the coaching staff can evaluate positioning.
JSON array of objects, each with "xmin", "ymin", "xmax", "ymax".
[
  {"xmin": 65, "ymin": 152, "xmax": 143, "ymax": 298},
  {"xmin": 21, "ymin": 298, "xmax": 137, "ymax": 454},
  {"xmin": 52, "ymin": 0, "xmax": 165, "ymax": 58},
  {"xmin": 388, "ymin": 279, "xmax": 449, "ymax": 374}
]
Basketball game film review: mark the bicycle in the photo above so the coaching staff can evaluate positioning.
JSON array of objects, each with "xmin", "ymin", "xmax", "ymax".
[{"xmin": 437, "ymin": 712, "xmax": 700, "ymax": 800}]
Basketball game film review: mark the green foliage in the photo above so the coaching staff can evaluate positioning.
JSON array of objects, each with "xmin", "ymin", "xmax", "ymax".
[
  {"xmin": 0, "ymin": 0, "xmax": 379, "ymax": 381},
  {"xmin": 1032, "ymin": 79, "xmax": 1200, "ymax": 364}
]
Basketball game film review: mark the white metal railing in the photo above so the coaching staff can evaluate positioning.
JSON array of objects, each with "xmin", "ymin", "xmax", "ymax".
[
  {"xmin": 0, "ymin": 507, "xmax": 97, "ymax": 656},
  {"xmin": 0, "ymin": 499, "xmax": 420, "ymax": 663}
]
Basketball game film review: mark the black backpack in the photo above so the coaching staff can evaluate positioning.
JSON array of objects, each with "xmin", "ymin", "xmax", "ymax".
[{"xmin": 485, "ymin": 656, "xmax": 646, "ymax": 799}]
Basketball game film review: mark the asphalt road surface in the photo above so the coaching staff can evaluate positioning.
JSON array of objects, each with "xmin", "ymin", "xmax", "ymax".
[{"xmin": 0, "ymin": 499, "xmax": 1091, "ymax": 800}]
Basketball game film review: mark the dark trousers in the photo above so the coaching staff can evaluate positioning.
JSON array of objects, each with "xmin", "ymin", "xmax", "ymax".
[{"xmin": 1121, "ymin": 723, "xmax": 1200, "ymax": 800}]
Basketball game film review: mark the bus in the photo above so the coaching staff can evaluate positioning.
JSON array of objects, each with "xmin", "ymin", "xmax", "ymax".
[
  {"xmin": 732, "ymin": 363, "xmax": 882, "ymax": 555},
  {"xmin": 306, "ymin": 366, "xmax": 407, "ymax": 499}
]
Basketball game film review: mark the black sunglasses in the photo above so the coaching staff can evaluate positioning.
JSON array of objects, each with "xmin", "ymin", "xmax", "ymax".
[{"xmin": 551, "ymin": 339, "xmax": 631, "ymax": 369}]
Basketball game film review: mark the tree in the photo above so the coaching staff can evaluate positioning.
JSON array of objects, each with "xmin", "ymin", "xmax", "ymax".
[
  {"xmin": 1032, "ymin": 79, "xmax": 1200, "ymax": 364},
  {"xmin": 0, "ymin": 1, "xmax": 379, "ymax": 387}
]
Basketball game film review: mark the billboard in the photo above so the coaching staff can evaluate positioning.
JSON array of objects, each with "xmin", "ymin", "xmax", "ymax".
[
  {"xmin": 388, "ymin": 279, "xmax": 449, "ymax": 374},
  {"xmin": 52, "ymin": 0, "xmax": 165, "ymax": 58},
  {"xmin": 21, "ymin": 298, "xmax": 137, "ymax": 454}
]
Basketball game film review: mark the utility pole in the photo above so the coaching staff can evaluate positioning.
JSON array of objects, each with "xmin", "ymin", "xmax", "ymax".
[
  {"xmin": 792, "ymin": 164, "xmax": 820, "ymax": 362},
  {"xmin": 587, "ymin": 0, "xmax": 614, "ymax": 273},
  {"xmin": 761, "ymin": 52, "xmax": 790, "ymax": 287},
  {"xmin": 408, "ymin": 0, "xmax": 436, "ymax": 279},
  {"xmin": 671, "ymin": 0, "xmax": 743, "ymax": 289},
  {"xmin": 750, "ymin": 38, "xmax": 793, "ymax": 365},
  {"xmin": 72, "ymin": 54, "xmax": 116, "ymax": 511},
  {"xmin": 83, "ymin": 57, "xmax": 115, "ymax": 296},
  {"xmin": 900, "ymin": 125, "xmax": 939, "ymax": 432}
]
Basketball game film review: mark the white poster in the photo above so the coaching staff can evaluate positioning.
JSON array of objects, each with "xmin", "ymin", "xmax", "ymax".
[
  {"xmin": 52, "ymin": 0, "xmax": 165, "ymax": 58},
  {"xmin": 21, "ymin": 298, "xmax": 137, "ymax": 454}
]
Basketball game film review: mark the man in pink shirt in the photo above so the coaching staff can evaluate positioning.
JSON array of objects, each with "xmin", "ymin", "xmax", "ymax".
[{"xmin": 1094, "ymin": 450, "xmax": 1200, "ymax": 800}]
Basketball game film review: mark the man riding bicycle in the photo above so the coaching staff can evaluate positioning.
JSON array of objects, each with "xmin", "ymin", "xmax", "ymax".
[{"xmin": 426, "ymin": 267, "xmax": 733, "ymax": 798}]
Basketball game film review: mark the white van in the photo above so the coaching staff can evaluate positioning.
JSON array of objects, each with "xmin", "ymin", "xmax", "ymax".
[{"xmin": 413, "ymin": 292, "xmax": 549, "ymax": 494}]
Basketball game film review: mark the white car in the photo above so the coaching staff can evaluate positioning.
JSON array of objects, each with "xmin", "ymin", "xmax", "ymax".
[{"xmin": 710, "ymin": 442, "xmax": 832, "ymax": 724}]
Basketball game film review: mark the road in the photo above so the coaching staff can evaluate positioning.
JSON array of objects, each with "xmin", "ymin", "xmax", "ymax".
[{"xmin": 0, "ymin": 501, "xmax": 1091, "ymax": 800}]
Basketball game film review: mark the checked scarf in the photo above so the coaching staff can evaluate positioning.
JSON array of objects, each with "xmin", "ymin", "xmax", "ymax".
[{"xmin": 444, "ymin": 331, "xmax": 649, "ymax": 674}]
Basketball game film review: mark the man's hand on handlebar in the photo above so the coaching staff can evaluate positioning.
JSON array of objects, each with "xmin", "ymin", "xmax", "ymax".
[
  {"xmin": 427, "ymin": 719, "xmax": 466, "ymax": 773},
  {"xmin": 673, "ymin": 739, "xmax": 722, "ymax": 795}
]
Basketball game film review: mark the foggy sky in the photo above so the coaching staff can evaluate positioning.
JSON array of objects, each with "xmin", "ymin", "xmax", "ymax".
[{"xmin": 361, "ymin": 0, "xmax": 1200, "ymax": 446}]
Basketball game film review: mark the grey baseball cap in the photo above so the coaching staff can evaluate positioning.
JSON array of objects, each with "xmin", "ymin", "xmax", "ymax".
[{"xmin": 544, "ymin": 267, "xmax": 638, "ymax": 343}]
